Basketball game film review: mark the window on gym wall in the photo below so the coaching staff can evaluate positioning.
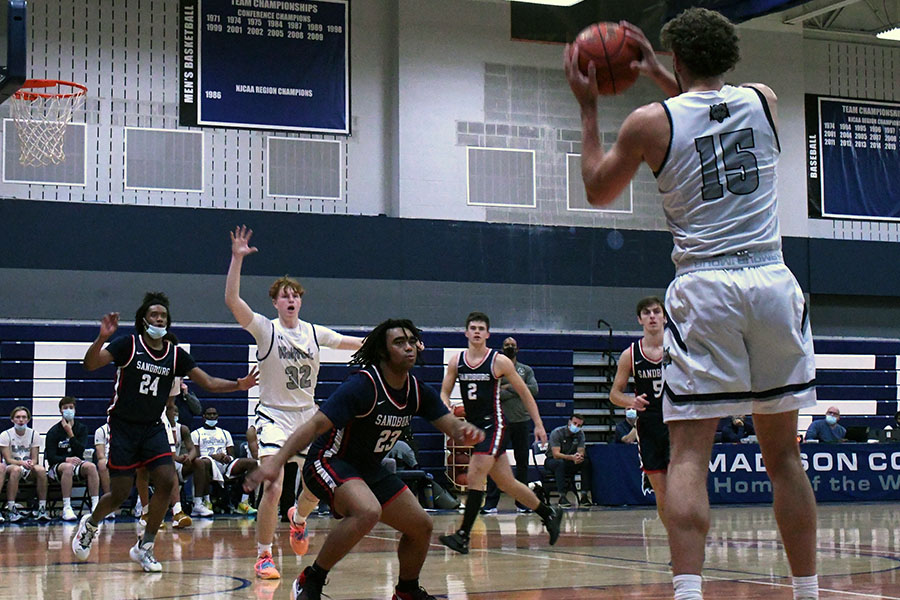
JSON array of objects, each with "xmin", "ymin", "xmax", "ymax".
[{"xmin": 466, "ymin": 147, "xmax": 536, "ymax": 208}]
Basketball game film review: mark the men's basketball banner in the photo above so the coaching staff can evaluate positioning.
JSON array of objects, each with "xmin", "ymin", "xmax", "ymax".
[
  {"xmin": 179, "ymin": 0, "xmax": 349, "ymax": 134},
  {"xmin": 590, "ymin": 442, "xmax": 900, "ymax": 505}
]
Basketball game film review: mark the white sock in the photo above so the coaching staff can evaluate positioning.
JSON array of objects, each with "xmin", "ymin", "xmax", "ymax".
[
  {"xmin": 194, "ymin": 497, "xmax": 203, "ymax": 507},
  {"xmin": 204, "ymin": 495, "xmax": 210, "ymax": 504},
  {"xmin": 292, "ymin": 507, "xmax": 305, "ymax": 526},
  {"xmin": 39, "ymin": 500, "xmax": 47, "ymax": 509},
  {"xmin": 172, "ymin": 502, "xmax": 182, "ymax": 515},
  {"xmin": 240, "ymin": 493, "xmax": 250, "ymax": 503},
  {"xmin": 6, "ymin": 501, "xmax": 13, "ymax": 510},
  {"xmin": 91, "ymin": 496, "xmax": 99, "ymax": 509},
  {"xmin": 673, "ymin": 574, "xmax": 703, "ymax": 600},
  {"xmin": 63, "ymin": 498, "xmax": 72, "ymax": 508},
  {"xmin": 793, "ymin": 575, "xmax": 818, "ymax": 600},
  {"xmin": 258, "ymin": 542, "xmax": 272, "ymax": 556}
]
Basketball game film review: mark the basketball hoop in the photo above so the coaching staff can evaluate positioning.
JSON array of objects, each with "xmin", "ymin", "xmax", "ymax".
[{"xmin": 10, "ymin": 79, "xmax": 87, "ymax": 166}]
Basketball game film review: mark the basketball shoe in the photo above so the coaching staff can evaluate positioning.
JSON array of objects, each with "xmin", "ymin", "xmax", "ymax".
[
  {"xmin": 438, "ymin": 531, "xmax": 469, "ymax": 554},
  {"xmin": 543, "ymin": 505, "xmax": 564, "ymax": 545},
  {"xmin": 172, "ymin": 511, "xmax": 193, "ymax": 529},
  {"xmin": 292, "ymin": 566, "xmax": 325, "ymax": 600},
  {"xmin": 392, "ymin": 586, "xmax": 438, "ymax": 600},
  {"xmin": 287, "ymin": 506, "xmax": 310, "ymax": 555},
  {"xmin": 71, "ymin": 514, "xmax": 99, "ymax": 560},
  {"xmin": 236, "ymin": 501, "xmax": 258, "ymax": 516},
  {"xmin": 129, "ymin": 539, "xmax": 163, "ymax": 572},
  {"xmin": 255, "ymin": 551, "xmax": 280, "ymax": 579}
]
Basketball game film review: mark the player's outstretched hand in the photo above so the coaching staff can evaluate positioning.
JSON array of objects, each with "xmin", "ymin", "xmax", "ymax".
[
  {"xmin": 230, "ymin": 225, "xmax": 259, "ymax": 259},
  {"xmin": 243, "ymin": 461, "xmax": 279, "ymax": 492},
  {"xmin": 534, "ymin": 424, "xmax": 548, "ymax": 445},
  {"xmin": 454, "ymin": 422, "xmax": 485, "ymax": 446},
  {"xmin": 99, "ymin": 312, "xmax": 119, "ymax": 340},
  {"xmin": 237, "ymin": 366, "xmax": 259, "ymax": 391},
  {"xmin": 564, "ymin": 43, "xmax": 599, "ymax": 108}
]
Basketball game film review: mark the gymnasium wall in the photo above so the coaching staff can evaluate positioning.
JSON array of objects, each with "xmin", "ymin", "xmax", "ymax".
[{"xmin": 1, "ymin": 0, "xmax": 899, "ymax": 335}]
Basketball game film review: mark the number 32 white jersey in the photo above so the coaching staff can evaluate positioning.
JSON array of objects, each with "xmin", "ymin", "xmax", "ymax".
[
  {"xmin": 656, "ymin": 85, "xmax": 781, "ymax": 268},
  {"xmin": 246, "ymin": 312, "xmax": 344, "ymax": 411}
]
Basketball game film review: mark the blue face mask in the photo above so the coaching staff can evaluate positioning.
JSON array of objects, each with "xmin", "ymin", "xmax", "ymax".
[
  {"xmin": 144, "ymin": 319, "xmax": 167, "ymax": 340},
  {"xmin": 205, "ymin": 419, "xmax": 218, "ymax": 428},
  {"xmin": 62, "ymin": 408, "xmax": 75, "ymax": 421},
  {"xmin": 825, "ymin": 415, "xmax": 838, "ymax": 426},
  {"xmin": 13, "ymin": 423, "xmax": 27, "ymax": 433},
  {"xmin": 625, "ymin": 409, "xmax": 638, "ymax": 420},
  {"xmin": 568, "ymin": 423, "xmax": 581, "ymax": 434}
]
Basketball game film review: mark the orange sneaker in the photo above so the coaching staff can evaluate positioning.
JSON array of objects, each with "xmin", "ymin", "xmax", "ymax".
[
  {"xmin": 254, "ymin": 551, "xmax": 280, "ymax": 580},
  {"xmin": 287, "ymin": 506, "xmax": 310, "ymax": 556}
]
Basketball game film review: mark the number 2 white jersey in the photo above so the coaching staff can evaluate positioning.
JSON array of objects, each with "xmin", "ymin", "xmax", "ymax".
[
  {"xmin": 246, "ymin": 312, "xmax": 344, "ymax": 411},
  {"xmin": 656, "ymin": 85, "xmax": 782, "ymax": 268}
]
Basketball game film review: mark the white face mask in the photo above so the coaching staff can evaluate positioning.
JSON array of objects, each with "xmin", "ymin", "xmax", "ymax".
[
  {"xmin": 13, "ymin": 423, "xmax": 27, "ymax": 433},
  {"xmin": 625, "ymin": 409, "xmax": 638, "ymax": 420},
  {"xmin": 144, "ymin": 319, "xmax": 167, "ymax": 340}
]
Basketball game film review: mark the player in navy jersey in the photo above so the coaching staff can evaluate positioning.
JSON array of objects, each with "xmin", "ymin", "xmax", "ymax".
[
  {"xmin": 244, "ymin": 318, "xmax": 484, "ymax": 600},
  {"xmin": 567, "ymin": 10, "xmax": 818, "ymax": 600},
  {"xmin": 72, "ymin": 292, "xmax": 258, "ymax": 573},
  {"xmin": 611, "ymin": 296, "xmax": 670, "ymax": 524},
  {"xmin": 438, "ymin": 311, "xmax": 562, "ymax": 555}
]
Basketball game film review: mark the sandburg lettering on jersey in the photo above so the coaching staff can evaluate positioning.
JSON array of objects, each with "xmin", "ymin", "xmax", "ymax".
[
  {"xmin": 458, "ymin": 373, "xmax": 491, "ymax": 381},
  {"xmin": 136, "ymin": 361, "xmax": 172, "ymax": 376},
  {"xmin": 375, "ymin": 414, "xmax": 411, "ymax": 428}
]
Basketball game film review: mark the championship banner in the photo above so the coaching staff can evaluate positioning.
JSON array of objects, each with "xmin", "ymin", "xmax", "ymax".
[
  {"xmin": 180, "ymin": 0, "xmax": 349, "ymax": 133},
  {"xmin": 590, "ymin": 442, "xmax": 900, "ymax": 505},
  {"xmin": 806, "ymin": 94, "xmax": 900, "ymax": 220}
]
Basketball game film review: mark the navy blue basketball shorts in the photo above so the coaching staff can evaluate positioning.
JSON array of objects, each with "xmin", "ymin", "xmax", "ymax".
[
  {"xmin": 302, "ymin": 457, "xmax": 407, "ymax": 519},
  {"xmin": 470, "ymin": 415, "xmax": 507, "ymax": 457},
  {"xmin": 107, "ymin": 417, "xmax": 174, "ymax": 477},
  {"xmin": 636, "ymin": 413, "xmax": 670, "ymax": 473}
]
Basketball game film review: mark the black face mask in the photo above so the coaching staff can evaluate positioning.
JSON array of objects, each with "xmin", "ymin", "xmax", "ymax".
[{"xmin": 502, "ymin": 346, "xmax": 516, "ymax": 359}]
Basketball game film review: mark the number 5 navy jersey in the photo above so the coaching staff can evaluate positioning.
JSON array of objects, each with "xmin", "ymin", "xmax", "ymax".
[
  {"xmin": 631, "ymin": 341, "xmax": 664, "ymax": 415},
  {"xmin": 657, "ymin": 84, "xmax": 781, "ymax": 268},
  {"xmin": 105, "ymin": 334, "xmax": 196, "ymax": 424},
  {"xmin": 457, "ymin": 349, "xmax": 502, "ymax": 428},
  {"xmin": 310, "ymin": 365, "xmax": 448, "ymax": 473}
]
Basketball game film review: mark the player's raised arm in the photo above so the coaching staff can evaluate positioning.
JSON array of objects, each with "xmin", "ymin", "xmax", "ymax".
[
  {"xmin": 225, "ymin": 225, "xmax": 258, "ymax": 328},
  {"xmin": 188, "ymin": 365, "xmax": 259, "ymax": 394},
  {"xmin": 243, "ymin": 410, "xmax": 334, "ymax": 492},
  {"xmin": 620, "ymin": 21, "xmax": 680, "ymax": 97},
  {"xmin": 609, "ymin": 345, "xmax": 649, "ymax": 411},
  {"xmin": 83, "ymin": 312, "xmax": 119, "ymax": 371},
  {"xmin": 495, "ymin": 353, "xmax": 547, "ymax": 443},
  {"xmin": 440, "ymin": 353, "xmax": 460, "ymax": 409}
]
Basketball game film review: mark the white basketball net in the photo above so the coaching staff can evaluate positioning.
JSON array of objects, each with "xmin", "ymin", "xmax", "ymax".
[{"xmin": 10, "ymin": 81, "xmax": 86, "ymax": 167}]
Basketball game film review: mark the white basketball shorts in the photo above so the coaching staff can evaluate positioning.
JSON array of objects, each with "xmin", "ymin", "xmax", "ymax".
[
  {"xmin": 253, "ymin": 404, "xmax": 318, "ymax": 459},
  {"xmin": 662, "ymin": 262, "xmax": 817, "ymax": 422}
]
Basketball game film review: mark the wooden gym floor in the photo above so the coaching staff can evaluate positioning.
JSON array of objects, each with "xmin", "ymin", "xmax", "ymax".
[{"xmin": 0, "ymin": 502, "xmax": 896, "ymax": 599}]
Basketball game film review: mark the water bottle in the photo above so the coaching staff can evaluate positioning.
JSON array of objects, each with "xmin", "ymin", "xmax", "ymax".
[{"xmin": 424, "ymin": 483, "xmax": 434, "ymax": 509}]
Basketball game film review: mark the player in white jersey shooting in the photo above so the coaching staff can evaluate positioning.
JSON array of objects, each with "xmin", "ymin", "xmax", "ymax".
[
  {"xmin": 566, "ymin": 9, "xmax": 818, "ymax": 600},
  {"xmin": 226, "ymin": 225, "xmax": 364, "ymax": 580}
]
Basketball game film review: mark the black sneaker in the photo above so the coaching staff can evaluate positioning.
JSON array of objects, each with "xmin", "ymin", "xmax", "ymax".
[
  {"xmin": 543, "ymin": 506, "xmax": 564, "ymax": 545},
  {"xmin": 392, "ymin": 586, "xmax": 437, "ymax": 600},
  {"xmin": 579, "ymin": 495, "xmax": 593, "ymax": 507},
  {"xmin": 292, "ymin": 566, "xmax": 324, "ymax": 600},
  {"xmin": 439, "ymin": 532, "xmax": 469, "ymax": 555},
  {"xmin": 558, "ymin": 493, "xmax": 573, "ymax": 508}
]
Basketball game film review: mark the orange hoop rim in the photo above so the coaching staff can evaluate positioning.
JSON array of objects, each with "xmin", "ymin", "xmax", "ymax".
[{"xmin": 13, "ymin": 79, "xmax": 88, "ymax": 101}]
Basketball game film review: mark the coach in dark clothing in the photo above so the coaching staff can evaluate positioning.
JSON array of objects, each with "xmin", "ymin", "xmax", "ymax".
[
  {"xmin": 482, "ymin": 337, "xmax": 539, "ymax": 512},
  {"xmin": 45, "ymin": 396, "xmax": 100, "ymax": 520}
]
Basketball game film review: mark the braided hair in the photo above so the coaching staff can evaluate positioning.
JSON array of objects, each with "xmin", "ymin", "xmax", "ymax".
[{"xmin": 350, "ymin": 318, "xmax": 422, "ymax": 367}]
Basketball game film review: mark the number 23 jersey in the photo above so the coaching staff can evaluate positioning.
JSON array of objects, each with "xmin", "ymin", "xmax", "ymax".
[
  {"xmin": 309, "ymin": 365, "xmax": 449, "ymax": 473},
  {"xmin": 246, "ymin": 312, "xmax": 345, "ymax": 412},
  {"xmin": 105, "ymin": 334, "xmax": 196, "ymax": 423}
]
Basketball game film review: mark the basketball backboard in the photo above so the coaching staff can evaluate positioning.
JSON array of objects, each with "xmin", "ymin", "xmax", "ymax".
[{"xmin": 0, "ymin": 0, "xmax": 26, "ymax": 104}]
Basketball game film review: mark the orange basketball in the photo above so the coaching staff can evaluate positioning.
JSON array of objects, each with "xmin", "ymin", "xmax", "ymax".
[
  {"xmin": 453, "ymin": 404, "xmax": 466, "ymax": 418},
  {"xmin": 574, "ymin": 22, "xmax": 641, "ymax": 95},
  {"xmin": 454, "ymin": 451, "xmax": 470, "ymax": 466},
  {"xmin": 455, "ymin": 472, "xmax": 468, "ymax": 487}
]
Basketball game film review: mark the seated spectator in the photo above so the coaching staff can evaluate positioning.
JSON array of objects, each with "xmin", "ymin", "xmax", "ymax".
[
  {"xmin": 718, "ymin": 415, "xmax": 755, "ymax": 444},
  {"xmin": 0, "ymin": 461, "xmax": 5, "ymax": 523},
  {"xmin": 44, "ymin": 397, "xmax": 100, "ymax": 521},
  {"xmin": 615, "ymin": 409, "xmax": 638, "ymax": 444},
  {"xmin": 805, "ymin": 406, "xmax": 846, "ymax": 443},
  {"xmin": 545, "ymin": 414, "xmax": 593, "ymax": 507},
  {"xmin": 0, "ymin": 406, "xmax": 50, "ymax": 522},
  {"xmin": 172, "ymin": 378, "xmax": 202, "ymax": 431},
  {"xmin": 190, "ymin": 406, "xmax": 258, "ymax": 516}
]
